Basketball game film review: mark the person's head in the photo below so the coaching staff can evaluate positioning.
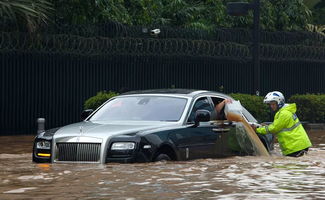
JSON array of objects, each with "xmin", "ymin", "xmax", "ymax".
[
  {"xmin": 268, "ymin": 101, "xmax": 278, "ymax": 112},
  {"xmin": 263, "ymin": 91, "xmax": 285, "ymax": 112}
]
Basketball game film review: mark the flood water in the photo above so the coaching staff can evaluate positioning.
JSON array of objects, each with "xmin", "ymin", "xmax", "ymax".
[{"xmin": 1, "ymin": 131, "xmax": 325, "ymax": 200}]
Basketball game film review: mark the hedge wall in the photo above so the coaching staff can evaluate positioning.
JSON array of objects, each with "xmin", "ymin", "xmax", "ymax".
[
  {"xmin": 84, "ymin": 91, "xmax": 119, "ymax": 110},
  {"xmin": 289, "ymin": 94, "xmax": 325, "ymax": 123},
  {"xmin": 232, "ymin": 93, "xmax": 325, "ymax": 123},
  {"xmin": 84, "ymin": 92, "xmax": 325, "ymax": 123}
]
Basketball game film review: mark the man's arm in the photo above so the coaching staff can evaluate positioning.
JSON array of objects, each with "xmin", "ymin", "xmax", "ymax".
[
  {"xmin": 215, "ymin": 99, "xmax": 232, "ymax": 113},
  {"xmin": 256, "ymin": 111, "xmax": 291, "ymax": 135}
]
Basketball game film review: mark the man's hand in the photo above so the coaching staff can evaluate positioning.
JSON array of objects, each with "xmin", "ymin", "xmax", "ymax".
[
  {"xmin": 224, "ymin": 99, "xmax": 233, "ymax": 104},
  {"xmin": 215, "ymin": 99, "xmax": 233, "ymax": 113}
]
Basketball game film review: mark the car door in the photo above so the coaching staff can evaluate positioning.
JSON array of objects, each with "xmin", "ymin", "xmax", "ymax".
[
  {"xmin": 210, "ymin": 95, "xmax": 274, "ymax": 155},
  {"xmin": 169, "ymin": 96, "xmax": 227, "ymax": 160},
  {"xmin": 209, "ymin": 96, "xmax": 242, "ymax": 156}
]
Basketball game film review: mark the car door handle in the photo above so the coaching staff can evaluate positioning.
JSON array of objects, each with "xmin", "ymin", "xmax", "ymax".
[{"xmin": 212, "ymin": 128, "xmax": 230, "ymax": 132}]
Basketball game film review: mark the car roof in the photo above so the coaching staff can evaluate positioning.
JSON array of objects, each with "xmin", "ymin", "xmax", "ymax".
[{"xmin": 120, "ymin": 89, "xmax": 230, "ymax": 98}]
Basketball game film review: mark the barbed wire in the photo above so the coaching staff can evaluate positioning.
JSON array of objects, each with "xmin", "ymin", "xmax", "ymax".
[
  {"xmin": 0, "ymin": 32, "xmax": 324, "ymax": 62},
  {"xmin": 49, "ymin": 24, "xmax": 325, "ymax": 47},
  {"xmin": 1, "ymin": 21, "xmax": 324, "ymax": 47}
]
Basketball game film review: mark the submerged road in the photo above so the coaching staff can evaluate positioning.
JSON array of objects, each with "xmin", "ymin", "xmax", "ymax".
[{"xmin": 1, "ymin": 130, "xmax": 325, "ymax": 199}]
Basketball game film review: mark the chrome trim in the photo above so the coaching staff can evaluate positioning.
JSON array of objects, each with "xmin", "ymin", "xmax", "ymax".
[
  {"xmin": 87, "ymin": 95, "xmax": 192, "ymax": 124},
  {"xmin": 55, "ymin": 143, "xmax": 101, "ymax": 163},
  {"xmin": 53, "ymin": 136, "xmax": 103, "ymax": 163},
  {"xmin": 184, "ymin": 95, "xmax": 213, "ymax": 124},
  {"xmin": 55, "ymin": 136, "xmax": 102, "ymax": 143},
  {"xmin": 118, "ymin": 94, "xmax": 194, "ymax": 98},
  {"xmin": 143, "ymin": 145, "xmax": 151, "ymax": 149}
]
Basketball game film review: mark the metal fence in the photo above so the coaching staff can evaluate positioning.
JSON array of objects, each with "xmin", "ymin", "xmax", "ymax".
[{"xmin": 0, "ymin": 24, "xmax": 324, "ymax": 135}]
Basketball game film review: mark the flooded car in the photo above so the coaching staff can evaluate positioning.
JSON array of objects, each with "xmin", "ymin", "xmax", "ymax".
[{"xmin": 33, "ymin": 89, "xmax": 274, "ymax": 164}]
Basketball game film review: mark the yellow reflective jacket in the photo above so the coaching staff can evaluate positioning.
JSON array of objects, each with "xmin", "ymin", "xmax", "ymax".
[{"xmin": 256, "ymin": 103, "xmax": 312, "ymax": 155}]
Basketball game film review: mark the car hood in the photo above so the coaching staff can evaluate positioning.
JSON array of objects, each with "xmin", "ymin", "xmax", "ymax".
[{"xmin": 54, "ymin": 121, "xmax": 174, "ymax": 138}]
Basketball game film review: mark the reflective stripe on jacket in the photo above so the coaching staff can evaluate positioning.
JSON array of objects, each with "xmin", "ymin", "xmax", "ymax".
[{"xmin": 256, "ymin": 103, "xmax": 312, "ymax": 155}]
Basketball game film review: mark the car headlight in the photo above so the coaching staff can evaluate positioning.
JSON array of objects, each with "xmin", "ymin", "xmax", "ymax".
[
  {"xmin": 36, "ymin": 140, "xmax": 51, "ymax": 149},
  {"xmin": 111, "ymin": 142, "xmax": 135, "ymax": 150}
]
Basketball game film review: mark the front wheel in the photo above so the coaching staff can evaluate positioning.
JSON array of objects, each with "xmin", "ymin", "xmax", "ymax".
[{"xmin": 154, "ymin": 154, "xmax": 171, "ymax": 162}]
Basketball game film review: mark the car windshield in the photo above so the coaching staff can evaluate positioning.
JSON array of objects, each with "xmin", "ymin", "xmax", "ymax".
[{"xmin": 89, "ymin": 96, "xmax": 188, "ymax": 122}]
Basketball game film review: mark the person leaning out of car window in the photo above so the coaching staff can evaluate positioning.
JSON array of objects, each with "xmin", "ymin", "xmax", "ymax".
[{"xmin": 214, "ymin": 99, "xmax": 233, "ymax": 120}]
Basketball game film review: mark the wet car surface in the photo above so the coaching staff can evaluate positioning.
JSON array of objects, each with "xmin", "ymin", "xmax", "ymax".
[
  {"xmin": 33, "ymin": 90, "xmax": 274, "ymax": 164},
  {"xmin": 1, "ymin": 130, "xmax": 325, "ymax": 200}
]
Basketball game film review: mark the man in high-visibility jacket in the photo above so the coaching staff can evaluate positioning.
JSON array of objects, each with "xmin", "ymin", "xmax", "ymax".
[{"xmin": 252, "ymin": 91, "xmax": 312, "ymax": 157}]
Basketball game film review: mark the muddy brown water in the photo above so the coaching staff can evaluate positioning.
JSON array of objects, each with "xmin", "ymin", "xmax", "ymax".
[
  {"xmin": 1, "ymin": 131, "xmax": 325, "ymax": 200},
  {"xmin": 226, "ymin": 113, "xmax": 269, "ymax": 156}
]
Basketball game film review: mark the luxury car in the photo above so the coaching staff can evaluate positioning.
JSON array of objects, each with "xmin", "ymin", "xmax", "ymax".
[{"xmin": 33, "ymin": 89, "xmax": 274, "ymax": 164}]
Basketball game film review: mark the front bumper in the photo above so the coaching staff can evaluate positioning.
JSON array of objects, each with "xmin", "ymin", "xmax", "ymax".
[{"xmin": 33, "ymin": 134, "xmax": 154, "ymax": 164}]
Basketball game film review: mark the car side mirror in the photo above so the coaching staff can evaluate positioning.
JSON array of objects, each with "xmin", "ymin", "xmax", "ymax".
[
  {"xmin": 81, "ymin": 109, "xmax": 93, "ymax": 121},
  {"xmin": 194, "ymin": 110, "xmax": 211, "ymax": 127}
]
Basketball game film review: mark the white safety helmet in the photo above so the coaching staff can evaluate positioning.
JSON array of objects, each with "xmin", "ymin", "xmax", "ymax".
[{"xmin": 263, "ymin": 91, "xmax": 285, "ymax": 108}]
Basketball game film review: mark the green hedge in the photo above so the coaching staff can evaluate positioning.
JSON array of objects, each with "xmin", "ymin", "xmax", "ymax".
[
  {"xmin": 84, "ymin": 91, "xmax": 119, "ymax": 110},
  {"xmin": 231, "ymin": 93, "xmax": 325, "ymax": 123},
  {"xmin": 289, "ymin": 94, "xmax": 325, "ymax": 123},
  {"xmin": 84, "ymin": 92, "xmax": 325, "ymax": 123},
  {"xmin": 230, "ymin": 93, "xmax": 270, "ymax": 122}
]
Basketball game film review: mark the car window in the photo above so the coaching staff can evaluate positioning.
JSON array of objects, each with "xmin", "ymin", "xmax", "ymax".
[
  {"xmin": 210, "ymin": 97, "xmax": 226, "ymax": 120},
  {"xmin": 210, "ymin": 96, "xmax": 257, "ymax": 123},
  {"xmin": 187, "ymin": 97, "xmax": 213, "ymax": 122},
  {"xmin": 90, "ymin": 96, "xmax": 188, "ymax": 122}
]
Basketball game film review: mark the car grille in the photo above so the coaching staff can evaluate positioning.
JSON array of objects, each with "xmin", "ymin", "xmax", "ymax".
[{"xmin": 56, "ymin": 143, "xmax": 101, "ymax": 162}]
